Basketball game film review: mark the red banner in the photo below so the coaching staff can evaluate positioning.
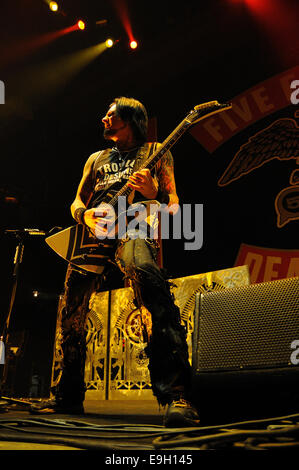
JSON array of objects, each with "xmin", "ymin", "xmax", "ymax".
[
  {"xmin": 190, "ymin": 66, "xmax": 299, "ymax": 153},
  {"xmin": 235, "ymin": 244, "xmax": 299, "ymax": 284}
]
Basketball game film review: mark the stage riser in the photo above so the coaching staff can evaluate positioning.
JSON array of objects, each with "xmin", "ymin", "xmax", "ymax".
[{"xmin": 51, "ymin": 266, "xmax": 250, "ymax": 400}]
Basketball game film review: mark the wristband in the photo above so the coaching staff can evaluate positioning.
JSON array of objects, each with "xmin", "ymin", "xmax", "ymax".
[
  {"xmin": 156, "ymin": 188, "xmax": 170, "ymax": 205},
  {"xmin": 74, "ymin": 207, "xmax": 87, "ymax": 225}
]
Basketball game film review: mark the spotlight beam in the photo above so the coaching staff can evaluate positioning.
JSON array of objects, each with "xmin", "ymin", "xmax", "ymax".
[
  {"xmin": 5, "ymin": 41, "xmax": 108, "ymax": 108},
  {"xmin": 111, "ymin": 0, "xmax": 135, "ymax": 43},
  {"xmin": 1, "ymin": 23, "xmax": 87, "ymax": 69},
  {"xmin": 1, "ymin": 40, "xmax": 111, "ymax": 124}
]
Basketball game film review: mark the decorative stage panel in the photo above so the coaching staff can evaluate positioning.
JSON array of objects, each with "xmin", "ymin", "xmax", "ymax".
[{"xmin": 51, "ymin": 265, "xmax": 250, "ymax": 400}]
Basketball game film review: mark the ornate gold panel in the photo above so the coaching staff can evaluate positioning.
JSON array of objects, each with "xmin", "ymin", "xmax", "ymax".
[{"xmin": 51, "ymin": 265, "xmax": 250, "ymax": 400}]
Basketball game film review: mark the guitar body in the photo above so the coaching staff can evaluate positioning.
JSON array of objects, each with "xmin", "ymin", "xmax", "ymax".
[
  {"xmin": 46, "ymin": 198, "xmax": 161, "ymax": 274},
  {"xmin": 46, "ymin": 224, "xmax": 115, "ymax": 274}
]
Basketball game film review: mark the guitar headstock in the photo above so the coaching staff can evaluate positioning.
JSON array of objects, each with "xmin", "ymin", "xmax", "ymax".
[{"xmin": 187, "ymin": 100, "xmax": 232, "ymax": 125}]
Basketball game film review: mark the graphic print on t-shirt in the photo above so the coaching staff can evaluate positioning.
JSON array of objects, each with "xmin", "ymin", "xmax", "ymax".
[
  {"xmin": 89, "ymin": 143, "xmax": 158, "ymax": 209},
  {"xmin": 94, "ymin": 156, "xmax": 136, "ymax": 191}
]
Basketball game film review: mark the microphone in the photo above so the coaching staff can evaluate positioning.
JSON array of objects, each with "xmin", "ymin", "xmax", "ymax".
[{"xmin": 5, "ymin": 228, "xmax": 47, "ymax": 237}]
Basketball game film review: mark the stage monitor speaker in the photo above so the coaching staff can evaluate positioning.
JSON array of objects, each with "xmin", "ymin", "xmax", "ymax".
[{"xmin": 192, "ymin": 277, "xmax": 299, "ymax": 421}]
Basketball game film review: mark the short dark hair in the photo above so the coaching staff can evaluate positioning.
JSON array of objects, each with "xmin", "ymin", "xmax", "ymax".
[{"xmin": 112, "ymin": 97, "xmax": 148, "ymax": 143}]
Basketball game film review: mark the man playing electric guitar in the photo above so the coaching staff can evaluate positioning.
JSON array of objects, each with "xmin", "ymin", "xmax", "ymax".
[{"xmin": 30, "ymin": 96, "xmax": 200, "ymax": 427}]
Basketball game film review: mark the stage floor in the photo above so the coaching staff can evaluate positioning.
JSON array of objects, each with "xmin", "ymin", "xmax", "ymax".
[
  {"xmin": 0, "ymin": 400, "xmax": 165, "ymax": 451},
  {"xmin": 1, "ymin": 398, "xmax": 299, "ymax": 453}
]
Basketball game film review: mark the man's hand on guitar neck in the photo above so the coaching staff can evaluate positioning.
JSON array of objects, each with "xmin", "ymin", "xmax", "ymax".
[
  {"xmin": 128, "ymin": 169, "xmax": 158, "ymax": 200},
  {"xmin": 128, "ymin": 168, "xmax": 180, "ymax": 215}
]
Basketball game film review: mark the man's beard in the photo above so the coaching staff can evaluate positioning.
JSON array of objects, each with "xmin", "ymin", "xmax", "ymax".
[{"xmin": 103, "ymin": 128, "xmax": 116, "ymax": 139}]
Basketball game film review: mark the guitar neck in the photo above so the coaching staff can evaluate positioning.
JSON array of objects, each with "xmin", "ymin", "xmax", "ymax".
[
  {"xmin": 108, "ymin": 101, "xmax": 232, "ymax": 208},
  {"xmin": 141, "ymin": 118, "xmax": 192, "ymax": 172},
  {"xmin": 109, "ymin": 115, "xmax": 193, "ymax": 206}
]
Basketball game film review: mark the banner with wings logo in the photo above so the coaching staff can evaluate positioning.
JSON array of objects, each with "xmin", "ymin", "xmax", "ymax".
[
  {"xmin": 190, "ymin": 66, "xmax": 299, "ymax": 229},
  {"xmin": 190, "ymin": 66, "xmax": 299, "ymax": 283}
]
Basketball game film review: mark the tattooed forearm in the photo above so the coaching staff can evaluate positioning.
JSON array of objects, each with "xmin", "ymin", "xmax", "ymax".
[
  {"xmin": 157, "ymin": 151, "xmax": 175, "ymax": 192},
  {"xmin": 156, "ymin": 150, "xmax": 179, "ymax": 205}
]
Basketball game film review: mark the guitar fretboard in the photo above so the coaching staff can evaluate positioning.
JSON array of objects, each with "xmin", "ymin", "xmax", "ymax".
[{"xmin": 109, "ymin": 117, "xmax": 193, "ymax": 208}]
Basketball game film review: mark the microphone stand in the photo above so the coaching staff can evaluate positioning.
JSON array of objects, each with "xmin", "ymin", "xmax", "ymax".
[{"xmin": 0, "ymin": 229, "xmax": 46, "ymax": 408}]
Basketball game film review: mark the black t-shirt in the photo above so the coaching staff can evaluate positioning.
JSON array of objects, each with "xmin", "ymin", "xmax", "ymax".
[{"xmin": 88, "ymin": 142, "xmax": 159, "ymax": 208}]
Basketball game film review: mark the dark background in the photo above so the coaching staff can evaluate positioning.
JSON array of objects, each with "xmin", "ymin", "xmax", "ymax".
[{"xmin": 0, "ymin": 0, "xmax": 298, "ymax": 396}]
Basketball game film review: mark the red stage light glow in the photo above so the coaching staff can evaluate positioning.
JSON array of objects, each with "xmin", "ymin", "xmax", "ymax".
[
  {"xmin": 244, "ymin": 0, "xmax": 272, "ymax": 14},
  {"xmin": 243, "ymin": 0, "xmax": 298, "ymax": 66},
  {"xmin": 111, "ymin": 0, "xmax": 135, "ymax": 46},
  {"xmin": 1, "ymin": 25, "xmax": 80, "ymax": 68}
]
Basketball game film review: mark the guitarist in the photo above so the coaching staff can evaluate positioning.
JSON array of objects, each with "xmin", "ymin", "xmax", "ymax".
[{"xmin": 30, "ymin": 97, "xmax": 200, "ymax": 427}]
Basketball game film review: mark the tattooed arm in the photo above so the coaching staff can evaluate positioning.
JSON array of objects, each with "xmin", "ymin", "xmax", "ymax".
[
  {"xmin": 128, "ymin": 145, "xmax": 179, "ymax": 212},
  {"xmin": 156, "ymin": 147, "xmax": 179, "ymax": 213}
]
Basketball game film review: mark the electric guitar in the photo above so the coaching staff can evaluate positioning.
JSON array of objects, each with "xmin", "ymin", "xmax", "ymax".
[{"xmin": 46, "ymin": 100, "xmax": 232, "ymax": 274}]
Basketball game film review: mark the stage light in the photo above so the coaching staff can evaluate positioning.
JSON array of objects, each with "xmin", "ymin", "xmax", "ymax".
[
  {"xmin": 49, "ymin": 1, "xmax": 58, "ymax": 11},
  {"xmin": 130, "ymin": 40, "xmax": 138, "ymax": 50},
  {"xmin": 77, "ymin": 20, "xmax": 85, "ymax": 30},
  {"xmin": 105, "ymin": 39, "xmax": 114, "ymax": 48}
]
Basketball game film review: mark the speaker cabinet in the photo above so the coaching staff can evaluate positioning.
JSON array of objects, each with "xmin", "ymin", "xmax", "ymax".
[{"xmin": 192, "ymin": 277, "xmax": 299, "ymax": 421}]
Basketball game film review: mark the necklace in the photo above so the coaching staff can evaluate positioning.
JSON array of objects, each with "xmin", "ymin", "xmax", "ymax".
[
  {"xmin": 113, "ymin": 145, "xmax": 143, "ymax": 167},
  {"xmin": 113, "ymin": 145, "xmax": 140, "ymax": 155}
]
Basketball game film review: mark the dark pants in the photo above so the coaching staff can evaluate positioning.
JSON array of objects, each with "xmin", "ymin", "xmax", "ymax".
[{"xmin": 55, "ymin": 237, "xmax": 191, "ymax": 407}]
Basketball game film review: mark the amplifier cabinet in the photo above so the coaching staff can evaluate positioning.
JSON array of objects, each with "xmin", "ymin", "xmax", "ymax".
[
  {"xmin": 192, "ymin": 277, "xmax": 299, "ymax": 421},
  {"xmin": 193, "ymin": 277, "xmax": 299, "ymax": 373}
]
